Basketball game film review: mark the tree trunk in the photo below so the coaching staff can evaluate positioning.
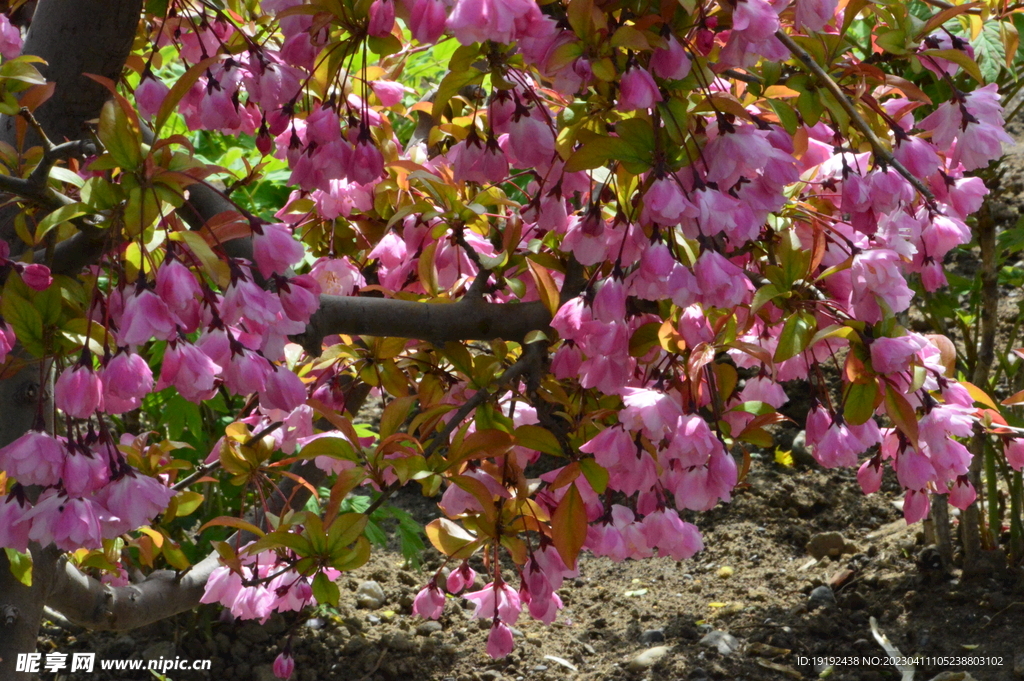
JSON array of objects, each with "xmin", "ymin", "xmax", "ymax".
[{"xmin": 0, "ymin": 2, "xmax": 143, "ymax": 678}]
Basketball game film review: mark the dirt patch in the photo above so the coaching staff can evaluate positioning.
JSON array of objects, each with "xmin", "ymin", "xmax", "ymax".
[{"xmin": 39, "ymin": 461, "xmax": 1024, "ymax": 681}]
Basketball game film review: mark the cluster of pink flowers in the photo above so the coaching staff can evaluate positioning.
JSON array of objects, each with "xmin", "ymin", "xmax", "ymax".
[
  {"xmin": 0, "ymin": 430, "xmax": 173, "ymax": 552},
  {"xmin": 201, "ymin": 549, "xmax": 325, "ymax": 622}
]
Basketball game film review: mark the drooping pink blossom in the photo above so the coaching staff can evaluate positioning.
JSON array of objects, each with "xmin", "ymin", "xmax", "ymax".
[
  {"xmin": 157, "ymin": 341, "xmax": 222, "ymax": 403},
  {"xmin": 413, "ymin": 584, "xmax": 447, "ymax": 619},
  {"xmin": 616, "ymin": 66, "xmax": 662, "ymax": 112},
  {"xmin": 464, "ymin": 581, "xmax": 522, "ymax": 624},
  {"xmin": 409, "ymin": 0, "xmax": 448, "ymax": 43},
  {"xmin": 55, "ymin": 363, "xmax": 104, "ymax": 419},
  {"xmin": 0, "ymin": 14, "xmax": 23, "ymax": 60},
  {"xmin": 260, "ymin": 366, "xmax": 307, "ymax": 412},
  {"xmin": 0, "ymin": 430, "xmax": 66, "ymax": 487},
  {"xmin": 273, "ymin": 652, "xmax": 295, "ymax": 680},
  {"xmin": 119, "ymin": 288, "xmax": 178, "ymax": 346},
  {"xmin": 486, "ymin": 621, "xmax": 515, "ymax": 659}
]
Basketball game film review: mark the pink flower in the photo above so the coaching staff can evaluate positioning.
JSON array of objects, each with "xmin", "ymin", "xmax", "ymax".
[
  {"xmin": 616, "ymin": 66, "xmax": 662, "ymax": 112},
  {"xmin": 1007, "ymin": 439, "xmax": 1024, "ymax": 471},
  {"xmin": 795, "ymin": 0, "xmax": 839, "ymax": 32},
  {"xmin": 368, "ymin": 0, "xmax": 396, "ymax": 37},
  {"xmin": 870, "ymin": 335, "xmax": 925, "ymax": 375},
  {"xmin": 0, "ymin": 496, "xmax": 30, "ymax": 551},
  {"xmin": 22, "ymin": 263, "xmax": 52, "ymax": 290},
  {"xmin": 895, "ymin": 448, "xmax": 936, "ymax": 491},
  {"xmin": 0, "ymin": 14, "xmax": 22, "ymax": 60},
  {"xmin": 260, "ymin": 367, "xmax": 307, "ymax": 412},
  {"xmin": 224, "ymin": 348, "xmax": 272, "ymax": 396},
  {"xmin": 893, "ymin": 137, "xmax": 940, "ymax": 179},
  {"xmin": 101, "ymin": 350, "xmax": 154, "ymax": 414},
  {"xmin": 0, "ymin": 430, "xmax": 66, "ymax": 487},
  {"xmin": 310, "ymin": 256, "xmax": 365, "ymax": 296},
  {"xmin": 279, "ymin": 274, "xmax": 322, "ymax": 323},
  {"xmin": 486, "ymin": 621, "xmax": 515, "ymax": 658},
  {"xmin": 694, "ymin": 250, "xmax": 752, "ymax": 308},
  {"xmin": 136, "ymin": 75, "xmax": 170, "ymax": 120},
  {"xmin": 0, "ymin": 322, "xmax": 14, "ymax": 364},
  {"xmin": 62, "ymin": 450, "xmax": 110, "ymax": 498},
  {"xmin": 446, "ymin": 562, "xmax": 477, "ymax": 594},
  {"xmin": 55, "ymin": 363, "xmax": 104, "ymax": 419},
  {"xmin": 619, "ymin": 388, "xmax": 684, "ymax": 441},
  {"xmin": 97, "ymin": 471, "xmax": 175, "ymax": 536},
  {"xmin": 273, "ymin": 653, "xmax": 295, "ymax": 680},
  {"xmin": 851, "ymin": 249, "xmax": 913, "ymax": 316},
  {"xmin": 732, "ymin": 0, "xmax": 780, "ymax": 42},
  {"xmin": 857, "ymin": 458, "xmax": 884, "ymax": 494},
  {"xmin": 903, "ymin": 489, "xmax": 930, "ymax": 524},
  {"xmin": 409, "ymin": 0, "xmax": 448, "ymax": 43},
  {"xmin": 348, "ymin": 136, "xmax": 386, "ymax": 185},
  {"xmin": 221, "ymin": 276, "xmax": 285, "ymax": 333},
  {"xmin": 506, "ymin": 111, "xmax": 555, "ymax": 168},
  {"xmin": 156, "ymin": 259, "xmax": 202, "ymax": 332},
  {"xmin": 641, "ymin": 508, "xmax": 704, "ymax": 560},
  {"xmin": 650, "ymin": 35, "xmax": 691, "ymax": 80},
  {"xmin": 201, "ymin": 565, "xmax": 244, "ymax": 606},
  {"xmin": 254, "ymin": 222, "xmax": 305, "ymax": 279},
  {"xmin": 53, "ymin": 497, "xmax": 105, "ymax": 551},
  {"xmin": 413, "ymin": 584, "xmax": 446, "ymax": 619},
  {"xmin": 370, "ymin": 80, "xmax": 406, "ymax": 107},
  {"xmin": 447, "ymin": 0, "xmax": 541, "ymax": 45},
  {"xmin": 948, "ymin": 478, "xmax": 976, "ymax": 510},
  {"xmin": 119, "ymin": 288, "xmax": 178, "ymax": 346},
  {"xmin": 464, "ymin": 581, "xmax": 522, "ymax": 624},
  {"xmin": 643, "ymin": 177, "xmax": 696, "ymax": 225},
  {"xmin": 157, "ymin": 341, "xmax": 222, "ymax": 403}
]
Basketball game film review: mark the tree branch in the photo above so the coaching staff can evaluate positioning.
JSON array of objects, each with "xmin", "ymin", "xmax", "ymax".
[{"xmin": 774, "ymin": 30, "xmax": 935, "ymax": 203}]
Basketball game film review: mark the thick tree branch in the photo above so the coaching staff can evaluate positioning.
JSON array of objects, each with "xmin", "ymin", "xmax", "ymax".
[
  {"xmin": 297, "ymin": 295, "xmax": 554, "ymax": 356},
  {"xmin": 775, "ymin": 30, "xmax": 935, "ymax": 203}
]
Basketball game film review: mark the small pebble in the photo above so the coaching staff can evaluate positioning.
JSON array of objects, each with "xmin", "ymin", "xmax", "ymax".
[
  {"xmin": 640, "ymin": 629, "xmax": 665, "ymax": 644},
  {"xmin": 628, "ymin": 646, "xmax": 671, "ymax": 671},
  {"xmin": 356, "ymin": 581, "xmax": 387, "ymax": 609},
  {"xmin": 699, "ymin": 631, "xmax": 740, "ymax": 655},
  {"xmin": 807, "ymin": 585, "xmax": 837, "ymax": 610},
  {"xmin": 416, "ymin": 621, "xmax": 443, "ymax": 636}
]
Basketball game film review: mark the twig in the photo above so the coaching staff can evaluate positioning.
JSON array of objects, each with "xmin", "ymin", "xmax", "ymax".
[
  {"xmin": 423, "ymin": 342, "xmax": 544, "ymax": 460},
  {"xmin": 774, "ymin": 30, "xmax": 935, "ymax": 203},
  {"xmin": 171, "ymin": 421, "xmax": 283, "ymax": 491}
]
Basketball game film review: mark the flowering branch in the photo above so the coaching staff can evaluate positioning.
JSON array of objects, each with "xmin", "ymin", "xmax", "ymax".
[{"xmin": 774, "ymin": 30, "xmax": 935, "ymax": 203}]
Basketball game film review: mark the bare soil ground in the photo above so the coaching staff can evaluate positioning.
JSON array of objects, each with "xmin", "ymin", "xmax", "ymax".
[{"xmin": 39, "ymin": 459, "xmax": 1024, "ymax": 681}]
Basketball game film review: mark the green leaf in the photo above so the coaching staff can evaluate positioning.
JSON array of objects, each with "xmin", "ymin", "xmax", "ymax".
[
  {"xmin": 884, "ymin": 384, "xmax": 919, "ymax": 445},
  {"xmin": 551, "ymin": 483, "xmax": 587, "ymax": 571},
  {"xmin": 921, "ymin": 48, "xmax": 985, "ymax": 83},
  {"xmin": 773, "ymin": 311, "xmax": 816, "ymax": 362},
  {"xmin": 580, "ymin": 457, "xmax": 609, "ymax": 494},
  {"xmin": 767, "ymin": 99, "xmax": 799, "ymax": 135},
  {"xmin": 34, "ymin": 203, "xmax": 89, "ymax": 243},
  {"xmin": 844, "ymin": 379, "xmax": 880, "ymax": 426},
  {"xmin": 514, "ymin": 425, "xmax": 563, "ymax": 456},
  {"xmin": 431, "ymin": 45, "xmax": 483, "ymax": 120},
  {"xmin": 4, "ymin": 548, "xmax": 32, "ymax": 587},
  {"xmin": 98, "ymin": 99, "xmax": 142, "ymax": 170},
  {"xmin": 299, "ymin": 436, "xmax": 359, "ymax": 461},
  {"xmin": 564, "ymin": 134, "xmax": 632, "ymax": 172},
  {"xmin": 2, "ymin": 284, "xmax": 45, "ymax": 355},
  {"xmin": 312, "ymin": 572, "xmax": 341, "ymax": 607},
  {"xmin": 971, "ymin": 21, "xmax": 1006, "ymax": 83}
]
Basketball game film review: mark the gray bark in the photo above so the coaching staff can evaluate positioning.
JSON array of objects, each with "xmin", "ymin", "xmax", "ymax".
[{"xmin": 0, "ymin": 2, "xmax": 142, "ymax": 678}]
